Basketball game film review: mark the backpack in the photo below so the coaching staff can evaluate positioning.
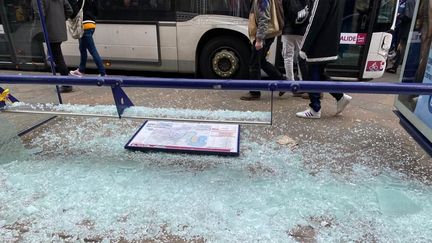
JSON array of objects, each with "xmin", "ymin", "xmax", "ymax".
[
  {"xmin": 67, "ymin": 0, "xmax": 85, "ymax": 39},
  {"xmin": 249, "ymin": 0, "xmax": 284, "ymax": 41}
]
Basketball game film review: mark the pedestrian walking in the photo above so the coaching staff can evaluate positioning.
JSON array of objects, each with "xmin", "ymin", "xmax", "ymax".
[
  {"xmin": 386, "ymin": 0, "xmax": 415, "ymax": 74},
  {"xmin": 240, "ymin": 0, "xmax": 284, "ymax": 101},
  {"xmin": 69, "ymin": 0, "xmax": 106, "ymax": 77},
  {"xmin": 296, "ymin": 0, "xmax": 352, "ymax": 119},
  {"xmin": 279, "ymin": 0, "xmax": 312, "ymax": 97},
  {"xmin": 33, "ymin": 0, "xmax": 73, "ymax": 93}
]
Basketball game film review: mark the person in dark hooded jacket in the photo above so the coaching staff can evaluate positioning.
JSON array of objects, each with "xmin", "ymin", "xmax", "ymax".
[{"xmin": 296, "ymin": 0, "xmax": 352, "ymax": 119}]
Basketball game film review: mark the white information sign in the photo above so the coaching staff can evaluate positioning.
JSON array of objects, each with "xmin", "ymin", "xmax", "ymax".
[
  {"xmin": 125, "ymin": 121, "xmax": 240, "ymax": 156},
  {"xmin": 0, "ymin": 25, "xmax": 4, "ymax": 34}
]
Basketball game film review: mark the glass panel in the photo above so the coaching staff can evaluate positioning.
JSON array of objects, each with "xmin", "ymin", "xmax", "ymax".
[
  {"xmin": 396, "ymin": 0, "xmax": 432, "ymax": 142},
  {"xmin": 330, "ymin": 0, "xmax": 371, "ymax": 69},
  {"xmin": 373, "ymin": 0, "xmax": 398, "ymax": 33},
  {"xmin": 0, "ymin": 0, "xmax": 61, "ymax": 133},
  {"xmin": 377, "ymin": 0, "xmax": 397, "ymax": 25},
  {"xmin": 399, "ymin": 0, "xmax": 424, "ymax": 111}
]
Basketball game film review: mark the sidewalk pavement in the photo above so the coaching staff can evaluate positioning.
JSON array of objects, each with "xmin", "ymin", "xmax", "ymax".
[
  {"xmin": 1, "ymin": 69, "xmax": 432, "ymax": 241},
  {"xmin": 0, "ymin": 69, "xmax": 430, "ymax": 182}
]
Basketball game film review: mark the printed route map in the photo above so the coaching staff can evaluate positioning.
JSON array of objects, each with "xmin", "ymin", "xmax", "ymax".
[{"xmin": 126, "ymin": 121, "xmax": 240, "ymax": 155}]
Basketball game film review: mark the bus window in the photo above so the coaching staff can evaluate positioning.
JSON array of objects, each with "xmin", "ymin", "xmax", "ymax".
[
  {"xmin": 176, "ymin": 0, "xmax": 199, "ymax": 22},
  {"xmin": 176, "ymin": 0, "xmax": 198, "ymax": 13},
  {"xmin": 203, "ymin": 0, "xmax": 250, "ymax": 18},
  {"xmin": 375, "ymin": 0, "xmax": 398, "ymax": 31},
  {"xmin": 99, "ymin": 0, "xmax": 176, "ymax": 22}
]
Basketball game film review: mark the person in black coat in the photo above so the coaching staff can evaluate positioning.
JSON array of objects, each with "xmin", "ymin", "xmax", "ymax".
[
  {"xmin": 33, "ymin": 0, "xmax": 73, "ymax": 93},
  {"xmin": 296, "ymin": 0, "xmax": 352, "ymax": 119}
]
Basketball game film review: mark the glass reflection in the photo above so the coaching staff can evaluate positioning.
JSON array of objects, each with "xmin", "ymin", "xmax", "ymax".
[{"xmin": 399, "ymin": 0, "xmax": 428, "ymax": 109}]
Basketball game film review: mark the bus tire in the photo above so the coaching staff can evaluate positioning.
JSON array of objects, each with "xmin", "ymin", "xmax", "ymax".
[{"xmin": 199, "ymin": 36, "xmax": 250, "ymax": 79}]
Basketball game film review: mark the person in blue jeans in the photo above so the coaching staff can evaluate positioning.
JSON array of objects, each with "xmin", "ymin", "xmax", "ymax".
[{"xmin": 70, "ymin": 0, "xmax": 106, "ymax": 77}]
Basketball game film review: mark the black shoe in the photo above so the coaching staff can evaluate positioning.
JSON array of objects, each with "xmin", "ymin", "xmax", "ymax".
[
  {"xmin": 240, "ymin": 94, "xmax": 260, "ymax": 101},
  {"xmin": 59, "ymin": 85, "xmax": 73, "ymax": 93},
  {"xmin": 386, "ymin": 67, "xmax": 397, "ymax": 74},
  {"xmin": 279, "ymin": 92, "xmax": 286, "ymax": 97}
]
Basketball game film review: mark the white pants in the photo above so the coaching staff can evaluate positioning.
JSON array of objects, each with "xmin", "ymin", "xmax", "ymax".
[{"xmin": 281, "ymin": 35, "xmax": 303, "ymax": 81}]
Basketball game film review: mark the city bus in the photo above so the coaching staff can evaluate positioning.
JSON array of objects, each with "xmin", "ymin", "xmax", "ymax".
[{"xmin": 0, "ymin": 0, "xmax": 398, "ymax": 80}]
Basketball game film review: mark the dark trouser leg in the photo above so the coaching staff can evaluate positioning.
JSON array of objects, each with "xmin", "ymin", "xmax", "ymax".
[
  {"xmin": 330, "ymin": 92, "xmax": 343, "ymax": 101},
  {"xmin": 393, "ymin": 41, "xmax": 407, "ymax": 69},
  {"xmin": 50, "ymin": 42, "xmax": 72, "ymax": 92},
  {"xmin": 308, "ymin": 64, "xmax": 343, "ymax": 112},
  {"xmin": 260, "ymin": 38, "xmax": 282, "ymax": 79},
  {"xmin": 298, "ymin": 57, "xmax": 309, "ymax": 80},
  {"xmin": 248, "ymin": 38, "xmax": 282, "ymax": 97},
  {"xmin": 308, "ymin": 64, "xmax": 323, "ymax": 112},
  {"xmin": 49, "ymin": 42, "xmax": 68, "ymax": 76},
  {"xmin": 248, "ymin": 40, "xmax": 262, "ymax": 97}
]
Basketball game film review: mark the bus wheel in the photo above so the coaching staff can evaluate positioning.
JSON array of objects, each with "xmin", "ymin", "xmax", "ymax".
[{"xmin": 199, "ymin": 37, "xmax": 249, "ymax": 79}]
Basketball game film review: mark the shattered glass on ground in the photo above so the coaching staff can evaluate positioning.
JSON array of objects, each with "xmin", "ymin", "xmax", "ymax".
[
  {"xmin": 1, "ymin": 116, "xmax": 432, "ymax": 242},
  {"xmin": 6, "ymin": 102, "xmax": 271, "ymax": 122}
]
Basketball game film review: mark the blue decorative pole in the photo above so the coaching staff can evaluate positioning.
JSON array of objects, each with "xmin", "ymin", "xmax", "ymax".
[
  {"xmin": 0, "ymin": 75, "xmax": 431, "ymax": 95},
  {"xmin": 0, "ymin": 75, "xmax": 432, "ymax": 117},
  {"xmin": 35, "ymin": 0, "xmax": 63, "ymax": 104}
]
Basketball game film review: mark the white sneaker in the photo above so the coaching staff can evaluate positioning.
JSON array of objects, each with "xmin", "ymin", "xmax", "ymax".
[
  {"xmin": 336, "ymin": 94, "xmax": 352, "ymax": 115},
  {"xmin": 296, "ymin": 108, "xmax": 321, "ymax": 119},
  {"xmin": 69, "ymin": 69, "xmax": 84, "ymax": 77}
]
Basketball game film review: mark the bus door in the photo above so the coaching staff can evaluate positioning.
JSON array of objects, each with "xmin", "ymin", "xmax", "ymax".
[
  {"xmin": 326, "ymin": 0, "xmax": 398, "ymax": 80},
  {"xmin": 0, "ymin": 0, "xmax": 45, "ymax": 69}
]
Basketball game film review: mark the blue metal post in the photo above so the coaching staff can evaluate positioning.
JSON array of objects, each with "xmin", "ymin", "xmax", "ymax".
[
  {"xmin": 111, "ymin": 84, "xmax": 134, "ymax": 118},
  {"xmin": 35, "ymin": 0, "xmax": 63, "ymax": 104}
]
